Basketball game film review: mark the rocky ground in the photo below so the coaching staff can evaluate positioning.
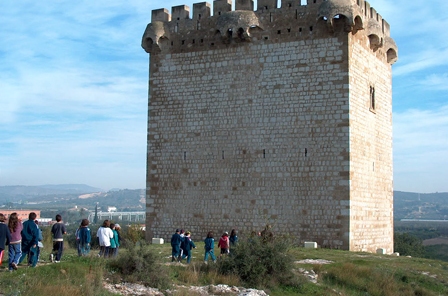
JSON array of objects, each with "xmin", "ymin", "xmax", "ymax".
[
  {"xmin": 103, "ymin": 282, "xmax": 268, "ymax": 296},
  {"xmin": 103, "ymin": 259, "xmax": 333, "ymax": 295}
]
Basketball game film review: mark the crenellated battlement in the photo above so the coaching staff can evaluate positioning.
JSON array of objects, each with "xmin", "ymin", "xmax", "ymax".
[
  {"xmin": 143, "ymin": 0, "xmax": 396, "ymax": 253},
  {"xmin": 142, "ymin": 0, "xmax": 397, "ymax": 64}
]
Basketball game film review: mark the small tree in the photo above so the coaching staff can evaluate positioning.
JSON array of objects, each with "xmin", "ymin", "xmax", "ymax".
[{"xmin": 394, "ymin": 232, "xmax": 425, "ymax": 257}]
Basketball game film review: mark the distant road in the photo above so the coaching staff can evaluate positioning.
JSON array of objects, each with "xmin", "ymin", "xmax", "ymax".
[{"xmin": 400, "ymin": 219, "xmax": 448, "ymax": 222}]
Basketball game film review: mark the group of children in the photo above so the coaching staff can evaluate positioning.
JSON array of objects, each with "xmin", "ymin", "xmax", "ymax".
[
  {"xmin": 0, "ymin": 212, "xmax": 69, "ymax": 271},
  {"xmin": 0, "ymin": 211, "xmax": 123, "ymax": 271},
  {"xmin": 171, "ymin": 228, "xmax": 238, "ymax": 264},
  {"xmin": 170, "ymin": 229, "xmax": 196, "ymax": 263},
  {"xmin": 96, "ymin": 219, "xmax": 120, "ymax": 258}
]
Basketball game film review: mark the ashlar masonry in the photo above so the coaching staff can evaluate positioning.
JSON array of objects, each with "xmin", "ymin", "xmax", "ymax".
[{"xmin": 142, "ymin": 0, "xmax": 398, "ymax": 253}]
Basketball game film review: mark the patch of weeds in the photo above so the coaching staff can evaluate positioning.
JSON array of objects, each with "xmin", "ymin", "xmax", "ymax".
[
  {"xmin": 217, "ymin": 236, "xmax": 298, "ymax": 289},
  {"xmin": 107, "ymin": 241, "xmax": 170, "ymax": 289}
]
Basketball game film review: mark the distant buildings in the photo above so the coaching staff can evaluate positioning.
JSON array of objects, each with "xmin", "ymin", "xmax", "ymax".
[{"xmin": 0, "ymin": 210, "xmax": 41, "ymax": 220}]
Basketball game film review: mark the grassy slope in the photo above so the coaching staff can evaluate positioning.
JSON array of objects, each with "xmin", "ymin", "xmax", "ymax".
[{"xmin": 1, "ymin": 242, "xmax": 448, "ymax": 296}]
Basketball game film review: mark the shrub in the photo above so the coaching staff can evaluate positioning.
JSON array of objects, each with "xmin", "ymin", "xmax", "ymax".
[
  {"xmin": 217, "ymin": 235, "xmax": 298, "ymax": 288},
  {"xmin": 394, "ymin": 232, "xmax": 425, "ymax": 257},
  {"xmin": 120, "ymin": 223, "xmax": 145, "ymax": 247},
  {"xmin": 106, "ymin": 241, "xmax": 170, "ymax": 289}
]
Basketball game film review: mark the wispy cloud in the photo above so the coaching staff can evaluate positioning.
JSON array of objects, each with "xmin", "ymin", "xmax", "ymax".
[
  {"xmin": 418, "ymin": 73, "xmax": 448, "ymax": 91},
  {"xmin": 1, "ymin": 0, "xmax": 447, "ymax": 192},
  {"xmin": 393, "ymin": 105, "xmax": 448, "ymax": 192}
]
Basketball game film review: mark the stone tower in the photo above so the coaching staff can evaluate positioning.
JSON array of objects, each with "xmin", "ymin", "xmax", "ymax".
[{"xmin": 142, "ymin": 0, "xmax": 398, "ymax": 253}]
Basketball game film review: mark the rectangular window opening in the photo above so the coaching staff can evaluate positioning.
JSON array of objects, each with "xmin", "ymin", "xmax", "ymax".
[{"xmin": 369, "ymin": 86, "xmax": 376, "ymax": 112}]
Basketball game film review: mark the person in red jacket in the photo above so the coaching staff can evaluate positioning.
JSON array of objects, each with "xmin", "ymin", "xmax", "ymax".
[{"xmin": 218, "ymin": 232, "xmax": 230, "ymax": 257}]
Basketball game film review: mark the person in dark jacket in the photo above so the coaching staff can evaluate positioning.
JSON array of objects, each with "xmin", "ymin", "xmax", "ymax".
[
  {"xmin": 204, "ymin": 231, "xmax": 216, "ymax": 263},
  {"xmin": 78, "ymin": 219, "xmax": 91, "ymax": 256},
  {"xmin": 50, "ymin": 214, "xmax": 67, "ymax": 263},
  {"xmin": 180, "ymin": 231, "xmax": 196, "ymax": 263},
  {"xmin": 0, "ymin": 213, "xmax": 12, "ymax": 266},
  {"xmin": 19, "ymin": 212, "xmax": 39, "ymax": 267},
  {"xmin": 229, "ymin": 229, "xmax": 238, "ymax": 249},
  {"xmin": 171, "ymin": 229, "xmax": 182, "ymax": 262}
]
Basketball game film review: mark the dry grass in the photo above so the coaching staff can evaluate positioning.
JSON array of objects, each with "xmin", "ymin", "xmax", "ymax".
[{"xmin": 1, "ymin": 238, "xmax": 448, "ymax": 296}]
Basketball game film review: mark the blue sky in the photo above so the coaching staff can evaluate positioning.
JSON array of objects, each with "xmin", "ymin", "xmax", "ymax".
[{"xmin": 0, "ymin": 0, "xmax": 447, "ymax": 193}]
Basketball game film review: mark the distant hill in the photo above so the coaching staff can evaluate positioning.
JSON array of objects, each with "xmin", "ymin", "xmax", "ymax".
[
  {"xmin": 1, "ymin": 185, "xmax": 447, "ymax": 219},
  {"xmin": 0, "ymin": 184, "xmax": 102, "ymax": 199},
  {"xmin": 394, "ymin": 191, "xmax": 448, "ymax": 220}
]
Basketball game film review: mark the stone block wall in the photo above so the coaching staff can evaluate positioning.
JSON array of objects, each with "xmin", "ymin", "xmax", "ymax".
[{"xmin": 142, "ymin": 0, "xmax": 397, "ymax": 252}]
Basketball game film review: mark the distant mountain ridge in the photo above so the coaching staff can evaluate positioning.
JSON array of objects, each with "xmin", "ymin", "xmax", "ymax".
[
  {"xmin": 0, "ymin": 185, "xmax": 447, "ymax": 219},
  {"xmin": 0, "ymin": 184, "xmax": 102, "ymax": 197}
]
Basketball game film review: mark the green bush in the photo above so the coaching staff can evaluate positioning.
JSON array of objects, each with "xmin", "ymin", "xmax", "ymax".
[
  {"xmin": 217, "ymin": 236, "xmax": 299, "ymax": 288},
  {"xmin": 120, "ymin": 224, "xmax": 145, "ymax": 247},
  {"xmin": 106, "ymin": 241, "xmax": 170, "ymax": 289},
  {"xmin": 394, "ymin": 232, "xmax": 425, "ymax": 257}
]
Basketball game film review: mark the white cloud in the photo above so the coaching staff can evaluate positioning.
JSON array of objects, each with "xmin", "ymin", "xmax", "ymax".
[
  {"xmin": 1, "ymin": 0, "xmax": 447, "ymax": 193},
  {"xmin": 419, "ymin": 73, "xmax": 448, "ymax": 91},
  {"xmin": 393, "ymin": 47, "xmax": 448, "ymax": 77}
]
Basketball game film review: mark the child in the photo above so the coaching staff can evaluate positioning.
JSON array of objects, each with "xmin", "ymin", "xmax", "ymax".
[
  {"xmin": 178, "ymin": 229, "xmax": 185, "ymax": 260},
  {"xmin": 78, "ymin": 219, "xmax": 91, "ymax": 256},
  {"xmin": 0, "ymin": 214, "xmax": 11, "ymax": 267},
  {"xmin": 75, "ymin": 223, "xmax": 82, "ymax": 256},
  {"xmin": 19, "ymin": 212, "xmax": 39, "ymax": 267},
  {"xmin": 33, "ymin": 220, "xmax": 43, "ymax": 263},
  {"xmin": 50, "ymin": 214, "xmax": 67, "ymax": 263},
  {"xmin": 229, "ymin": 229, "xmax": 238, "ymax": 248},
  {"xmin": 109, "ymin": 223, "xmax": 120, "ymax": 258},
  {"xmin": 97, "ymin": 220, "xmax": 113, "ymax": 257},
  {"xmin": 218, "ymin": 232, "xmax": 230, "ymax": 257},
  {"xmin": 204, "ymin": 231, "xmax": 216, "ymax": 263},
  {"xmin": 114, "ymin": 224, "xmax": 121, "ymax": 256},
  {"xmin": 180, "ymin": 231, "xmax": 196, "ymax": 263},
  {"xmin": 7, "ymin": 213, "xmax": 22, "ymax": 271},
  {"xmin": 170, "ymin": 229, "xmax": 181, "ymax": 262}
]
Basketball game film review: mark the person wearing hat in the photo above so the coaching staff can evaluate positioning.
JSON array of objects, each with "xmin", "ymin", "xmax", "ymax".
[
  {"xmin": 180, "ymin": 231, "xmax": 196, "ymax": 264},
  {"xmin": 218, "ymin": 231, "xmax": 230, "ymax": 257},
  {"xmin": 170, "ymin": 229, "xmax": 182, "ymax": 262}
]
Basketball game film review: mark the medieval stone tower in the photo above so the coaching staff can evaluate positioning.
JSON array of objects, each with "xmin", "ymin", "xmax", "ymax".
[{"xmin": 142, "ymin": 0, "xmax": 398, "ymax": 253}]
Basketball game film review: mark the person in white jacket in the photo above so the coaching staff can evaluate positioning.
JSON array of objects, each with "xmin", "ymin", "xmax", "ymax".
[{"xmin": 97, "ymin": 220, "xmax": 113, "ymax": 257}]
